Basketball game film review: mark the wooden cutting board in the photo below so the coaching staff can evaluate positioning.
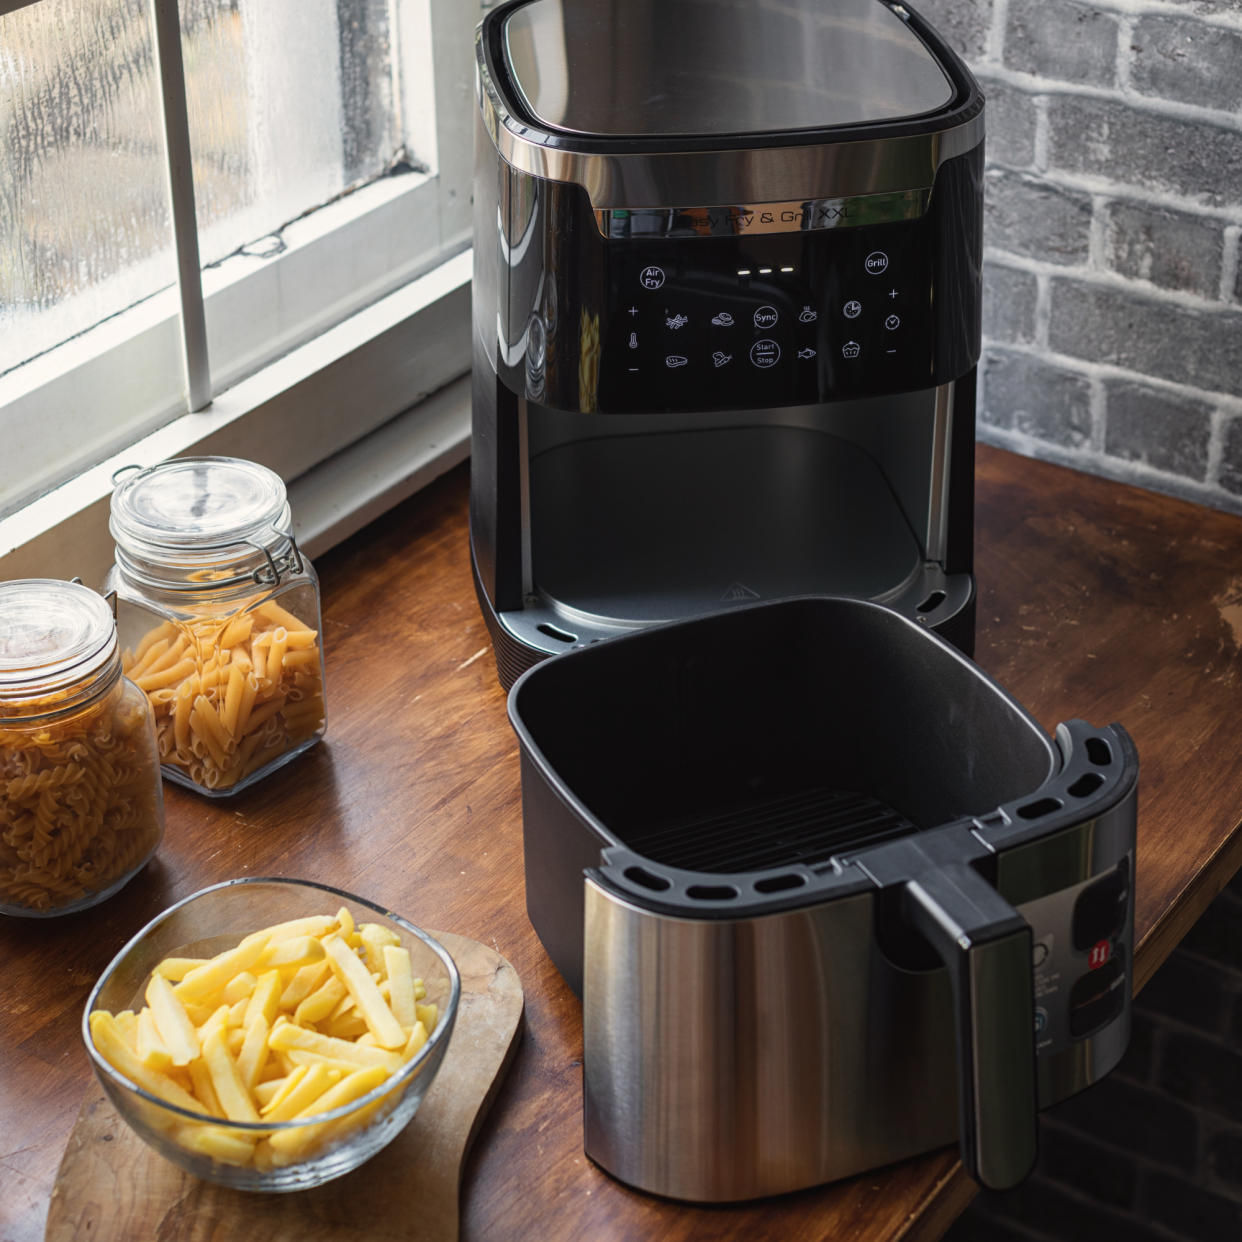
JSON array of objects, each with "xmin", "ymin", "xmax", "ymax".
[{"xmin": 45, "ymin": 931, "xmax": 524, "ymax": 1242}]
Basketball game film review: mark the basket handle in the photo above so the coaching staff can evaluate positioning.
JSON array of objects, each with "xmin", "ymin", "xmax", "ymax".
[{"xmin": 903, "ymin": 862, "xmax": 1038, "ymax": 1190}]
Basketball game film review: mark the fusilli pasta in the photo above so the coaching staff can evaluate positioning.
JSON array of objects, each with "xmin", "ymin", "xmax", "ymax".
[{"xmin": 0, "ymin": 680, "xmax": 163, "ymax": 914}]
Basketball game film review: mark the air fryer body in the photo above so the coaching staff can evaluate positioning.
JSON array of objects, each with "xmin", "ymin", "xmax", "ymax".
[{"xmin": 472, "ymin": 0, "xmax": 986, "ymax": 687}]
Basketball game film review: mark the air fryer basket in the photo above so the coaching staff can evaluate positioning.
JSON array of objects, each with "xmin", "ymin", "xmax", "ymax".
[
  {"xmin": 509, "ymin": 596, "xmax": 1138, "ymax": 1195},
  {"xmin": 511, "ymin": 597, "xmax": 1058, "ymax": 969}
]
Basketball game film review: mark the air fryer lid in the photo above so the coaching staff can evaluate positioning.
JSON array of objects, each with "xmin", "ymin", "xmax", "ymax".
[{"xmin": 500, "ymin": 0, "xmax": 957, "ymax": 139}]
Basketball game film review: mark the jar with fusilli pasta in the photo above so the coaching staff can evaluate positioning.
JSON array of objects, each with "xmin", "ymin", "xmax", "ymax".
[
  {"xmin": 105, "ymin": 457, "xmax": 327, "ymax": 798},
  {"xmin": 0, "ymin": 579, "xmax": 164, "ymax": 916}
]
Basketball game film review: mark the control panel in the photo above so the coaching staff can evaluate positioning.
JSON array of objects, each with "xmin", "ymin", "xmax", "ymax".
[
  {"xmin": 1019, "ymin": 856, "xmax": 1133, "ymax": 1058},
  {"xmin": 594, "ymin": 221, "xmax": 938, "ymax": 413}
]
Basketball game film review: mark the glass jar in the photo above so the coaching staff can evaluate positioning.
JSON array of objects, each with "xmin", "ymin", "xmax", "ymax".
[
  {"xmin": 0, "ymin": 579, "xmax": 164, "ymax": 916},
  {"xmin": 105, "ymin": 457, "xmax": 327, "ymax": 798}
]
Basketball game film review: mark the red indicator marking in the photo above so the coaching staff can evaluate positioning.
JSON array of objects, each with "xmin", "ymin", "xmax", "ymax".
[{"xmin": 1089, "ymin": 939, "xmax": 1111, "ymax": 970}]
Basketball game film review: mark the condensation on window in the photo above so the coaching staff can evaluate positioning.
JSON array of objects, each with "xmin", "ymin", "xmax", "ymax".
[
  {"xmin": 0, "ymin": 0, "xmax": 174, "ymax": 375},
  {"xmin": 0, "ymin": 0, "xmax": 403, "ymax": 379}
]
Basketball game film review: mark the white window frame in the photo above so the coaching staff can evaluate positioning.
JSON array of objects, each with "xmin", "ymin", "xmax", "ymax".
[{"xmin": 0, "ymin": 0, "xmax": 480, "ymax": 585}]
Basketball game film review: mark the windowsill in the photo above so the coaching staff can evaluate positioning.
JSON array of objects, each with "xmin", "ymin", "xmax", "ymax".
[{"xmin": 0, "ymin": 249, "xmax": 472, "ymax": 588}]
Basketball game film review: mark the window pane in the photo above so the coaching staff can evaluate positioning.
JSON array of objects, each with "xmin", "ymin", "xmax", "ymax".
[
  {"xmin": 0, "ymin": 0, "xmax": 175, "ymax": 376},
  {"xmin": 184, "ymin": 0, "xmax": 402, "ymax": 267},
  {"xmin": 0, "ymin": 0, "xmax": 407, "ymax": 381}
]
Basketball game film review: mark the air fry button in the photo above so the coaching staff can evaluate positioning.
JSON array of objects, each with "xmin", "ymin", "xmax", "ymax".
[{"xmin": 749, "ymin": 339, "xmax": 780, "ymax": 368}]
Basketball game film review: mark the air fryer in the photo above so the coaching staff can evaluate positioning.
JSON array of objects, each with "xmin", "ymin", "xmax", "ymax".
[{"xmin": 472, "ymin": 0, "xmax": 985, "ymax": 687}]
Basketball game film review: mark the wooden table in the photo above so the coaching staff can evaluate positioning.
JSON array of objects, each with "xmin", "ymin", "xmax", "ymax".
[{"xmin": 5, "ymin": 445, "xmax": 1242, "ymax": 1242}]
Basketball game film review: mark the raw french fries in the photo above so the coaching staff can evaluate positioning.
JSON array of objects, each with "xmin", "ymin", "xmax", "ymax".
[{"xmin": 89, "ymin": 908, "xmax": 434, "ymax": 1169}]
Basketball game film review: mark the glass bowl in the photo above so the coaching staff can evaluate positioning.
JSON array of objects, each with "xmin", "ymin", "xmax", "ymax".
[{"xmin": 82, "ymin": 877, "xmax": 460, "ymax": 1191}]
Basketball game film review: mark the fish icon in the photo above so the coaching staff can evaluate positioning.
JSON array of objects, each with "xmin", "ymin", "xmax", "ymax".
[{"xmin": 665, "ymin": 355, "xmax": 688, "ymax": 368}]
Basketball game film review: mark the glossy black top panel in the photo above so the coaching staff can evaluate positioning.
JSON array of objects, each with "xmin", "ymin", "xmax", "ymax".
[{"xmin": 501, "ymin": 0, "xmax": 955, "ymax": 139}]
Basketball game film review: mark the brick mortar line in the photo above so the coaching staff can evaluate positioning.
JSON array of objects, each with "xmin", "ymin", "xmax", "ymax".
[
  {"xmin": 1173, "ymin": 938, "xmax": 1242, "ymax": 973},
  {"xmin": 986, "ymin": 0, "xmax": 1011, "ymax": 66},
  {"xmin": 1222, "ymin": 227, "xmax": 1241, "ymax": 306},
  {"xmin": 1031, "ymin": 94, "xmax": 1050, "ymax": 174},
  {"xmin": 980, "ymin": 163, "xmax": 1242, "ymax": 225},
  {"xmin": 1114, "ymin": 13, "xmax": 1135, "ymax": 93},
  {"xmin": 969, "ymin": 1167, "xmax": 1199, "ymax": 1242},
  {"xmin": 977, "ymin": 423, "xmax": 1242, "ymax": 516},
  {"xmin": 982, "ymin": 244, "xmax": 1241, "ymax": 317},
  {"xmin": 972, "ymin": 62, "xmax": 1242, "ymax": 134},
  {"xmin": 981, "ymin": 334, "xmax": 1242, "ymax": 413},
  {"xmin": 957, "ymin": 1206, "xmax": 1047, "ymax": 1242},
  {"xmin": 1036, "ymin": 1113, "xmax": 1242, "ymax": 1211},
  {"xmin": 1142, "ymin": 942, "xmax": 1242, "ymax": 987},
  {"xmin": 1086, "ymin": 192, "xmax": 1111, "ymax": 274},
  {"xmin": 1089, "ymin": 372, "xmax": 1107, "ymax": 455},
  {"xmin": 1044, "ymin": 1114, "xmax": 1242, "ymax": 1210},
  {"xmin": 1130, "ymin": 1002, "xmax": 1242, "ymax": 1046},
  {"xmin": 1206, "ymin": 407, "xmax": 1228, "ymax": 491},
  {"xmin": 1033, "ymin": 270, "xmax": 1052, "ymax": 350},
  {"xmin": 1018, "ymin": 0, "xmax": 1242, "ymax": 31}
]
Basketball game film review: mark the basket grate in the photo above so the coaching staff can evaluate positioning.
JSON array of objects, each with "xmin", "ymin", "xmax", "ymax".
[{"xmin": 620, "ymin": 785, "xmax": 918, "ymax": 875}]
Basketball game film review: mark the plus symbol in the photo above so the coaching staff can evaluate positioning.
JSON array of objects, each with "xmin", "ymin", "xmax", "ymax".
[
  {"xmin": 887, "ymin": 288, "xmax": 899, "ymax": 299},
  {"xmin": 627, "ymin": 306, "xmax": 639, "ymax": 316}
]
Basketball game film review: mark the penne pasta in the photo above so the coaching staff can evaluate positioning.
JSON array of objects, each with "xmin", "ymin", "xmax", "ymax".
[
  {"xmin": 265, "ymin": 629, "xmax": 289, "ymax": 684},
  {"xmin": 220, "ymin": 665, "xmax": 246, "ymax": 737},
  {"xmin": 130, "ymin": 621, "xmax": 178, "ymax": 663},
  {"xmin": 135, "ymin": 657, "xmax": 197, "ymax": 693},
  {"xmin": 256, "ymin": 600, "xmax": 314, "ymax": 633},
  {"xmin": 240, "ymin": 696, "xmax": 286, "ymax": 738},
  {"xmin": 173, "ymin": 682, "xmax": 194, "ymax": 757},
  {"xmin": 126, "ymin": 636, "xmax": 172, "ymax": 680},
  {"xmin": 122, "ymin": 595, "xmax": 326, "ymax": 793},
  {"xmin": 219, "ymin": 613, "xmax": 254, "ymax": 649},
  {"xmin": 189, "ymin": 705, "xmax": 230, "ymax": 771}
]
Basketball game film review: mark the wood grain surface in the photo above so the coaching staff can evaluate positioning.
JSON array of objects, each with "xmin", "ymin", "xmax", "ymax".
[
  {"xmin": 43, "ymin": 931, "xmax": 523, "ymax": 1242},
  {"xmin": 5, "ymin": 446, "xmax": 1242, "ymax": 1242}
]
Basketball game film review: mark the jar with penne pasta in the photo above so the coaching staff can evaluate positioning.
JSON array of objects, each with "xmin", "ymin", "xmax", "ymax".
[
  {"xmin": 0, "ymin": 579, "xmax": 164, "ymax": 916},
  {"xmin": 106, "ymin": 457, "xmax": 327, "ymax": 797}
]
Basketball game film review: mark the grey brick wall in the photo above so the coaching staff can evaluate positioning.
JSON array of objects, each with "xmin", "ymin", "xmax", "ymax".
[
  {"xmin": 915, "ymin": 0, "xmax": 1242, "ymax": 515},
  {"xmin": 915, "ymin": 9, "xmax": 1242, "ymax": 1236}
]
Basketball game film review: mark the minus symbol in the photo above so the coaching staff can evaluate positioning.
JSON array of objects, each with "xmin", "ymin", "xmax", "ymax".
[
  {"xmin": 885, "ymin": 349, "xmax": 896, "ymax": 353},
  {"xmin": 628, "ymin": 367, "xmax": 640, "ymax": 371}
]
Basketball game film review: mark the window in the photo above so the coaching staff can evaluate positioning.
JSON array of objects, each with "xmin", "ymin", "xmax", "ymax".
[{"xmin": 0, "ymin": 0, "xmax": 478, "ymax": 577}]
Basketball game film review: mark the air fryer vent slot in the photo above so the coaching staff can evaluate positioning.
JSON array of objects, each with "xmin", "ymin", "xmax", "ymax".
[{"xmin": 621, "ymin": 786, "xmax": 918, "ymax": 875}]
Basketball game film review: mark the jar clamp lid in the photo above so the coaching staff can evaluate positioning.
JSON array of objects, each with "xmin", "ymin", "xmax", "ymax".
[
  {"xmin": 110, "ymin": 457, "xmax": 301, "ymax": 589},
  {"xmin": 0, "ymin": 579, "xmax": 119, "ymax": 710}
]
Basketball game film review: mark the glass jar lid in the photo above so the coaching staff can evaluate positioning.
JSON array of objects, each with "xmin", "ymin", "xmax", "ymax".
[
  {"xmin": 110, "ymin": 457, "xmax": 296, "ymax": 589},
  {"xmin": 0, "ymin": 579, "xmax": 118, "ymax": 707}
]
